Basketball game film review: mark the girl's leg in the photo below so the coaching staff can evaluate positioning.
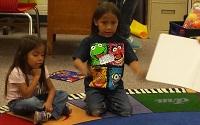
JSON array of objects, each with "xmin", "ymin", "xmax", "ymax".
[
  {"xmin": 51, "ymin": 90, "xmax": 68, "ymax": 119},
  {"xmin": 85, "ymin": 88, "xmax": 107, "ymax": 116},
  {"xmin": 107, "ymin": 89, "xmax": 132, "ymax": 116},
  {"xmin": 8, "ymin": 96, "xmax": 44, "ymax": 116}
]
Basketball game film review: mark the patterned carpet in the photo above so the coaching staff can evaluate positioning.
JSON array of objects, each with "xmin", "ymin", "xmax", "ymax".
[{"xmin": 1, "ymin": 88, "xmax": 199, "ymax": 125}]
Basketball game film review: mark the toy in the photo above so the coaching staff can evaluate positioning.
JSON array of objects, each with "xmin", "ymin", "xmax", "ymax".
[{"xmin": 183, "ymin": 1, "xmax": 200, "ymax": 29}]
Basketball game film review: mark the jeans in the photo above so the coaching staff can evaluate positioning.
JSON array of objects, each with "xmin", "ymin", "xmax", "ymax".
[
  {"xmin": 100, "ymin": 0, "xmax": 139, "ymax": 38},
  {"xmin": 85, "ymin": 87, "xmax": 132, "ymax": 116},
  {"xmin": 8, "ymin": 90, "xmax": 68, "ymax": 119}
]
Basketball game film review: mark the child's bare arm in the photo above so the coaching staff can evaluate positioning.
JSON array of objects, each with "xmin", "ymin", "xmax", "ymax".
[
  {"xmin": 74, "ymin": 58, "xmax": 90, "ymax": 76},
  {"xmin": 129, "ymin": 61, "xmax": 145, "ymax": 80},
  {"xmin": 17, "ymin": 69, "xmax": 41, "ymax": 98},
  {"xmin": 44, "ymin": 78, "xmax": 56, "ymax": 112}
]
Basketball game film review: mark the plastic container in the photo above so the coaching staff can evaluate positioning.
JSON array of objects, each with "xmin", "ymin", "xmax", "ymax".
[{"xmin": 169, "ymin": 21, "xmax": 200, "ymax": 38}]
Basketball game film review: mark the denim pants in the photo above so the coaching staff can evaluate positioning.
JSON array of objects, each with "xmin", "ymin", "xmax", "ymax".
[
  {"xmin": 100, "ymin": 0, "xmax": 139, "ymax": 38},
  {"xmin": 85, "ymin": 87, "xmax": 132, "ymax": 116},
  {"xmin": 8, "ymin": 90, "xmax": 68, "ymax": 119}
]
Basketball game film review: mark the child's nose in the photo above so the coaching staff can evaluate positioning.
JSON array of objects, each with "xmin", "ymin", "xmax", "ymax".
[
  {"xmin": 106, "ymin": 24, "xmax": 112, "ymax": 29},
  {"xmin": 38, "ymin": 56, "xmax": 44, "ymax": 61}
]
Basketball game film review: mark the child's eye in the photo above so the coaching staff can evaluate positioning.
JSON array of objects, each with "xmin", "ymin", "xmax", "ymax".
[
  {"xmin": 101, "ymin": 21, "xmax": 108, "ymax": 25},
  {"xmin": 111, "ymin": 21, "xmax": 117, "ymax": 25},
  {"xmin": 33, "ymin": 54, "xmax": 38, "ymax": 57}
]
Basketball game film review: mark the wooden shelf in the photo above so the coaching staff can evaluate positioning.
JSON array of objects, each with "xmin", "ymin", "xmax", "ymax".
[{"xmin": 47, "ymin": 0, "xmax": 98, "ymax": 54}]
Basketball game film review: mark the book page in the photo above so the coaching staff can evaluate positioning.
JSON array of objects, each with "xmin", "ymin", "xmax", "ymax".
[{"xmin": 146, "ymin": 33, "xmax": 200, "ymax": 92}]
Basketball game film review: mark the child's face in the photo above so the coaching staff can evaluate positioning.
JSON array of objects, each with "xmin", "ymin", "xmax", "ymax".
[
  {"xmin": 94, "ymin": 12, "xmax": 118, "ymax": 37},
  {"xmin": 27, "ymin": 45, "xmax": 45, "ymax": 69}
]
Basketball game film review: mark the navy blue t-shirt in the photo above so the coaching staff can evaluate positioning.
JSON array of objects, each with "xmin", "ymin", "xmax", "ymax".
[{"xmin": 73, "ymin": 34, "xmax": 138, "ymax": 90}]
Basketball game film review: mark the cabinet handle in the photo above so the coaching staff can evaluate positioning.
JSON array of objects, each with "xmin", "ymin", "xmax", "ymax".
[{"xmin": 161, "ymin": 9, "xmax": 175, "ymax": 14}]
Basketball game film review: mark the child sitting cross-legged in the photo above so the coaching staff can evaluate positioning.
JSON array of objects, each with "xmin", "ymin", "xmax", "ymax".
[{"xmin": 5, "ymin": 35, "xmax": 71, "ymax": 124}]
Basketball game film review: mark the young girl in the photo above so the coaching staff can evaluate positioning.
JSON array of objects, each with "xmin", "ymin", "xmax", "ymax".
[
  {"xmin": 5, "ymin": 35, "xmax": 70, "ymax": 124},
  {"xmin": 73, "ymin": 2, "xmax": 143, "ymax": 117}
]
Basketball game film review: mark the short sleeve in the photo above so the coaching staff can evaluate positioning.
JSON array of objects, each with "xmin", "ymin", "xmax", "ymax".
[
  {"xmin": 124, "ymin": 41, "xmax": 138, "ymax": 65},
  {"xmin": 72, "ymin": 37, "xmax": 91, "ymax": 62},
  {"xmin": 8, "ymin": 68, "xmax": 25, "ymax": 84}
]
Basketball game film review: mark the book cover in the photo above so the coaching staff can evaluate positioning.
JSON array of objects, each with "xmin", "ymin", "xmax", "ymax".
[
  {"xmin": 146, "ymin": 34, "xmax": 200, "ymax": 92},
  {"xmin": 50, "ymin": 70, "xmax": 85, "ymax": 82}
]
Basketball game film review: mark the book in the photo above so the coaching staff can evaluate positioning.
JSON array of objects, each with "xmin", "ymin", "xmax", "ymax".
[
  {"xmin": 50, "ymin": 70, "xmax": 85, "ymax": 83},
  {"xmin": 146, "ymin": 33, "xmax": 200, "ymax": 92}
]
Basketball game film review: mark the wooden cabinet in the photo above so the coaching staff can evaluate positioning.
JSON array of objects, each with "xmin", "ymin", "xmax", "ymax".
[
  {"xmin": 47, "ymin": 0, "xmax": 98, "ymax": 54},
  {"xmin": 148, "ymin": 0, "xmax": 188, "ymax": 38}
]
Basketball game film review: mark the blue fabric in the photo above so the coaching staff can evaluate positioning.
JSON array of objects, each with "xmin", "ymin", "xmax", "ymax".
[
  {"xmin": 79, "ymin": 112, "xmax": 200, "ymax": 125},
  {"xmin": 9, "ymin": 90, "xmax": 68, "ymax": 119}
]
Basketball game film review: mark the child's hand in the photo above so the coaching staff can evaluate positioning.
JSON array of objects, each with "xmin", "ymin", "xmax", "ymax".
[
  {"xmin": 196, "ymin": 36, "xmax": 200, "ymax": 44},
  {"xmin": 32, "ymin": 68, "xmax": 41, "ymax": 79},
  {"xmin": 81, "ymin": 65, "xmax": 92, "ymax": 77},
  {"xmin": 82, "ymin": 68, "xmax": 91, "ymax": 76},
  {"xmin": 43, "ymin": 102, "xmax": 53, "ymax": 112}
]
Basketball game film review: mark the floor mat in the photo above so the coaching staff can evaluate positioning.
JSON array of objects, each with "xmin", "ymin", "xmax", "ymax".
[
  {"xmin": 68, "ymin": 95, "xmax": 152, "ymax": 118},
  {"xmin": 44, "ymin": 104, "xmax": 100, "ymax": 125},
  {"xmin": 1, "ymin": 88, "xmax": 199, "ymax": 125},
  {"xmin": 0, "ymin": 113, "xmax": 33, "ymax": 125},
  {"xmin": 131, "ymin": 93, "xmax": 200, "ymax": 112},
  {"xmin": 79, "ymin": 112, "xmax": 200, "ymax": 125}
]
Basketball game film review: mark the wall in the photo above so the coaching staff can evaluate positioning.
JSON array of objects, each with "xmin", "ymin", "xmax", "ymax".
[{"xmin": 36, "ymin": 0, "xmax": 48, "ymax": 15}]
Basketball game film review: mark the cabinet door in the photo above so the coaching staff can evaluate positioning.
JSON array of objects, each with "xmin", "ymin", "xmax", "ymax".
[
  {"xmin": 48, "ymin": 0, "xmax": 98, "ymax": 34},
  {"xmin": 151, "ymin": 2, "xmax": 187, "ymax": 31},
  {"xmin": 148, "ymin": 0, "xmax": 187, "ymax": 38}
]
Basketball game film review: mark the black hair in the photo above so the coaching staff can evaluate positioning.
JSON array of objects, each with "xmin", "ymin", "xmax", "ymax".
[
  {"xmin": 91, "ymin": 2, "xmax": 120, "ymax": 36},
  {"xmin": 4, "ymin": 35, "xmax": 47, "ymax": 96}
]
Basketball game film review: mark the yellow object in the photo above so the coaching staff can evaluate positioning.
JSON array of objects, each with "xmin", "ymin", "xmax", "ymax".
[
  {"xmin": 20, "ymin": 0, "xmax": 36, "ymax": 3},
  {"xmin": 130, "ymin": 20, "xmax": 148, "ymax": 39}
]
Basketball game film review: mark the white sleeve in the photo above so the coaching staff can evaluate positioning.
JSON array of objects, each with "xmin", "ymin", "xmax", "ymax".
[{"xmin": 8, "ymin": 67, "xmax": 25, "ymax": 83}]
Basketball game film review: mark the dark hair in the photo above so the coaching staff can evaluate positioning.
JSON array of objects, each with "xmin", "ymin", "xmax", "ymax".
[
  {"xmin": 4, "ymin": 35, "xmax": 47, "ymax": 96},
  {"xmin": 91, "ymin": 2, "xmax": 120, "ymax": 35}
]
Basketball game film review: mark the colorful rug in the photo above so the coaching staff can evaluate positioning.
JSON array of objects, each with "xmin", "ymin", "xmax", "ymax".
[
  {"xmin": 131, "ymin": 93, "xmax": 200, "ymax": 112},
  {"xmin": 0, "ymin": 113, "xmax": 33, "ymax": 125},
  {"xmin": 1, "ymin": 88, "xmax": 199, "ymax": 125},
  {"xmin": 79, "ymin": 112, "xmax": 200, "ymax": 125}
]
